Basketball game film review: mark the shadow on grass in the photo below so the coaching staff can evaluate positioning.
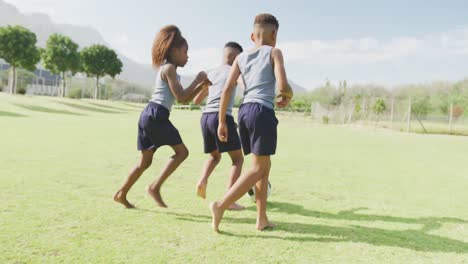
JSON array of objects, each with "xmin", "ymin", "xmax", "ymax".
[
  {"xmin": 55, "ymin": 101, "xmax": 122, "ymax": 114},
  {"xmin": 0, "ymin": 110, "xmax": 28, "ymax": 117},
  {"xmin": 249, "ymin": 202, "xmax": 468, "ymax": 233},
  {"xmin": 138, "ymin": 205, "xmax": 468, "ymax": 253},
  {"xmin": 87, "ymin": 102, "xmax": 137, "ymax": 112},
  {"xmin": 12, "ymin": 103, "xmax": 85, "ymax": 116}
]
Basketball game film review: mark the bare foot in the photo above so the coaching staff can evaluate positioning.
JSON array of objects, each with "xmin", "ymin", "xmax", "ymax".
[
  {"xmin": 113, "ymin": 190, "xmax": 135, "ymax": 209},
  {"xmin": 146, "ymin": 186, "xmax": 167, "ymax": 208},
  {"xmin": 227, "ymin": 203, "xmax": 245, "ymax": 211},
  {"xmin": 197, "ymin": 182, "xmax": 207, "ymax": 199},
  {"xmin": 256, "ymin": 219, "xmax": 277, "ymax": 231},
  {"xmin": 209, "ymin": 201, "xmax": 224, "ymax": 233}
]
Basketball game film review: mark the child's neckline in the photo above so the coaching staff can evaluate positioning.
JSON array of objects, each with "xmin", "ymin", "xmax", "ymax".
[{"xmin": 248, "ymin": 45, "xmax": 273, "ymax": 54}]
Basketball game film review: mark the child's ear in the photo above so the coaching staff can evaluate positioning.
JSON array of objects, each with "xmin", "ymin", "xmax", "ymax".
[
  {"xmin": 271, "ymin": 30, "xmax": 277, "ymax": 42},
  {"xmin": 251, "ymin": 33, "xmax": 255, "ymax": 42}
]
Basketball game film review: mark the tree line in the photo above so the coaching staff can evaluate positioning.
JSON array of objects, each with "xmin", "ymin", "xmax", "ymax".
[
  {"xmin": 287, "ymin": 79, "xmax": 468, "ymax": 118},
  {"xmin": 0, "ymin": 25, "xmax": 123, "ymax": 99}
]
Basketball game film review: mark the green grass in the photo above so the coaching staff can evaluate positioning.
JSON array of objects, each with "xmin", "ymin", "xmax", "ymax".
[
  {"xmin": 1, "ymin": 93, "xmax": 468, "ymax": 263},
  {"xmin": 0, "ymin": 110, "xmax": 27, "ymax": 117},
  {"xmin": 54, "ymin": 101, "xmax": 123, "ymax": 114},
  {"xmin": 13, "ymin": 103, "xmax": 85, "ymax": 116}
]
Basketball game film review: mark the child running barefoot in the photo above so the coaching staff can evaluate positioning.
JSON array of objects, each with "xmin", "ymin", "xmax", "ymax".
[
  {"xmin": 192, "ymin": 42, "xmax": 245, "ymax": 211},
  {"xmin": 210, "ymin": 14, "xmax": 293, "ymax": 231},
  {"xmin": 114, "ymin": 25, "xmax": 210, "ymax": 208}
]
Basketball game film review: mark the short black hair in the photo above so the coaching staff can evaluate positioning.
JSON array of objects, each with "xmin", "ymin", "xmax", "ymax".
[
  {"xmin": 224, "ymin": 41, "xmax": 243, "ymax": 52},
  {"xmin": 254, "ymin": 13, "xmax": 279, "ymax": 29}
]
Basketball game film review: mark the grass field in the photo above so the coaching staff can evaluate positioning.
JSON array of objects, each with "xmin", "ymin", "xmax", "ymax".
[{"xmin": 1, "ymin": 93, "xmax": 468, "ymax": 263}]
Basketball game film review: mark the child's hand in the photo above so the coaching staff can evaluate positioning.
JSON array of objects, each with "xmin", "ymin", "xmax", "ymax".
[
  {"xmin": 200, "ymin": 78, "xmax": 212, "ymax": 88},
  {"xmin": 194, "ymin": 79, "xmax": 212, "ymax": 92},
  {"xmin": 217, "ymin": 122, "xmax": 228, "ymax": 142},
  {"xmin": 204, "ymin": 78, "xmax": 213, "ymax": 86},
  {"xmin": 195, "ymin": 71, "xmax": 208, "ymax": 84},
  {"xmin": 276, "ymin": 95, "xmax": 291, "ymax": 108}
]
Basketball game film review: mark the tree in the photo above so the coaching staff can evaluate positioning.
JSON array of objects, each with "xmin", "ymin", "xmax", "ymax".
[
  {"xmin": 80, "ymin": 45, "xmax": 123, "ymax": 99},
  {"xmin": 0, "ymin": 25, "xmax": 40, "ymax": 94},
  {"xmin": 42, "ymin": 34, "xmax": 80, "ymax": 97},
  {"xmin": 411, "ymin": 96, "xmax": 431, "ymax": 133},
  {"xmin": 372, "ymin": 98, "xmax": 386, "ymax": 127},
  {"xmin": 411, "ymin": 96, "xmax": 431, "ymax": 118}
]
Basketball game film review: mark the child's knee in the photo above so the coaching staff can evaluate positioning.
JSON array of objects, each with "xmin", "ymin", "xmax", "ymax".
[
  {"xmin": 177, "ymin": 146, "xmax": 189, "ymax": 161},
  {"xmin": 139, "ymin": 159, "xmax": 152, "ymax": 170},
  {"xmin": 210, "ymin": 152, "xmax": 221, "ymax": 164},
  {"xmin": 252, "ymin": 161, "xmax": 270, "ymax": 174},
  {"xmin": 231, "ymin": 155, "xmax": 244, "ymax": 166}
]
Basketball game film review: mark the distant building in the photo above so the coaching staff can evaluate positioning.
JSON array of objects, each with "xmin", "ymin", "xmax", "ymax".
[{"xmin": 0, "ymin": 60, "xmax": 61, "ymax": 95}]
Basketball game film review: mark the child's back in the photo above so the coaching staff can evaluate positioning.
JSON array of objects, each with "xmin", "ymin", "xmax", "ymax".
[
  {"xmin": 203, "ymin": 65, "xmax": 237, "ymax": 115},
  {"xmin": 237, "ymin": 45, "xmax": 276, "ymax": 109}
]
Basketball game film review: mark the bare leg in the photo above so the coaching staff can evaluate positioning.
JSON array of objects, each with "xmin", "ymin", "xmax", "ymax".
[
  {"xmin": 147, "ymin": 144, "xmax": 189, "ymax": 208},
  {"xmin": 254, "ymin": 168, "xmax": 276, "ymax": 230},
  {"xmin": 114, "ymin": 150, "xmax": 154, "ymax": 208},
  {"xmin": 197, "ymin": 151, "xmax": 221, "ymax": 199},
  {"xmin": 210, "ymin": 155, "xmax": 270, "ymax": 232},
  {"xmin": 226, "ymin": 149, "xmax": 245, "ymax": 210}
]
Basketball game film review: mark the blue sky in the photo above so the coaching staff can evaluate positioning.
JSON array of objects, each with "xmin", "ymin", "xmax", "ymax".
[{"xmin": 5, "ymin": 0, "xmax": 468, "ymax": 88}]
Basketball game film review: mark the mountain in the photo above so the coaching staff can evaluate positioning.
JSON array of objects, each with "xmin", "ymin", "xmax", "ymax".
[
  {"xmin": 0, "ymin": 0, "xmax": 309, "ymax": 92},
  {"xmin": 0, "ymin": 0, "xmax": 155, "ymax": 86},
  {"xmin": 289, "ymin": 80, "xmax": 307, "ymax": 94}
]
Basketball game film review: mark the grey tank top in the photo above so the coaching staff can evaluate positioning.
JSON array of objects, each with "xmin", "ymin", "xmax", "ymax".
[
  {"xmin": 150, "ymin": 65, "xmax": 180, "ymax": 111},
  {"xmin": 237, "ymin": 45, "xmax": 276, "ymax": 109},
  {"xmin": 203, "ymin": 65, "xmax": 237, "ymax": 116}
]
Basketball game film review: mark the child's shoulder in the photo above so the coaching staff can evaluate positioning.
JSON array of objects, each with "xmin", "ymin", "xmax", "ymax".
[
  {"xmin": 160, "ymin": 63, "xmax": 176, "ymax": 73},
  {"xmin": 159, "ymin": 63, "xmax": 178, "ymax": 78},
  {"xmin": 270, "ymin": 47, "xmax": 283, "ymax": 59}
]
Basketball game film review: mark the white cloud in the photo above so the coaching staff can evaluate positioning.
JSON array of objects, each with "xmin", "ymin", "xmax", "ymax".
[
  {"xmin": 279, "ymin": 26, "xmax": 468, "ymax": 65},
  {"xmin": 274, "ymin": 27, "xmax": 468, "ymax": 88},
  {"xmin": 176, "ymin": 27, "xmax": 468, "ymax": 88}
]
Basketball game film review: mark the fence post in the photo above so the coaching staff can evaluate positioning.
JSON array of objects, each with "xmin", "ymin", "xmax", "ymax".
[
  {"xmin": 362, "ymin": 98, "xmax": 367, "ymax": 125},
  {"xmin": 406, "ymin": 98, "xmax": 412, "ymax": 133},
  {"xmin": 310, "ymin": 102, "xmax": 315, "ymax": 119},
  {"xmin": 390, "ymin": 98, "xmax": 394, "ymax": 128},
  {"xmin": 0, "ymin": 62, "xmax": 3, "ymax": 86},
  {"xmin": 368, "ymin": 98, "xmax": 374, "ymax": 126},
  {"xmin": 347, "ymin": 104, "xmax": 354, "ymax": 124},
  {"xmin": 449, "ymin": 103, "xmax": 453, "ymax": 134}
]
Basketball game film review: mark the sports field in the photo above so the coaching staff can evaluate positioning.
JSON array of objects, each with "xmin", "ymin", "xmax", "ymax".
[{"xmin": 1, "ymin": 93, "xmax": 467, "ymax": 263}]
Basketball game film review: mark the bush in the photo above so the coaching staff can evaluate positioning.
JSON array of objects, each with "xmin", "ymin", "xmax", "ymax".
[
  {"xmin": 322, "ymin": 115, "xmax": 329, "ymax": 124},
  {"xmin": 121, "ymin": 93, "xmax": 148, "ymax": 103},
  {"xmin": 17, "ymin": 87, "xmax": 26, "ymax": 95},
  {"xmin": 67, "ymin": 87, "xmax": 82, "ymax": 99},
  {"xmin": 373, "ymin": 98, "xmax": 386, "ymax": 114},
  {"xmin": 411, "ymin": 96, "xmax": 431, "ymax": 118},
  {"xmin": 452, "ymin": 106, "xmax": 464, "ymax": 118},
  {"xmin": 291, "ymin": 100, "xmax": 308, "ymax": 112}
]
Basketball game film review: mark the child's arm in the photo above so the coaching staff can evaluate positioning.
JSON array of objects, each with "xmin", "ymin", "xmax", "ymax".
[
  {"xmin": 271, "ymin": 48, "xmax": 293, "ymax": 108},
  {"xmin": 217, "ymin": 58, "xmax": 241, "ymax": 142},
  {"xmin": 185, "ymin": 80, "xmax": 211, "ymax": 104},
  {"xmin": 162, "ymin": 64, "xmax": 208, "ymax": 104},
  {"xmin": 192, "ymin": 83, "xmax": 209, "ymax": 105}
]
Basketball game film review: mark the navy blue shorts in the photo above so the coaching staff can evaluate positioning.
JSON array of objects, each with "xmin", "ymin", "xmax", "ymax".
[
  {"xmin": 137, "ymin": 102, "xmax": 183, "ymax": 151},
  {"xmin": 201, "ymin": 112, "xmax": 241, "ymax": 153},
  {"xmin": 238, "ymin": 103, "xmax": 278, "ymax": 156}
]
